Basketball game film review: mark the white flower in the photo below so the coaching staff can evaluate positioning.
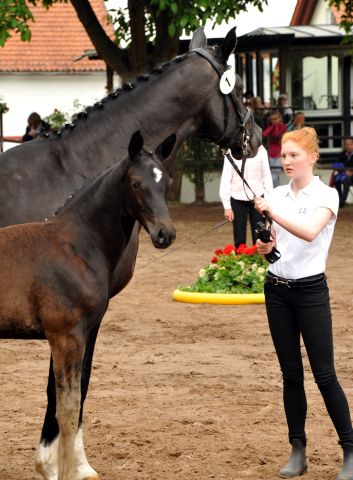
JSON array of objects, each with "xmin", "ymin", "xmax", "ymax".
[
  {"xmin": 214, "ymin": 273, "xmax": 219, "ymax": 280},
  {"xmin": 259, "ymin": 275, "xmax": 264, "ymax": 281},
  {"xmin": 257, "ymin": 267, "xmax": 265, "ymax": 274},
  {"xmin": 209, "ymin": 263, "xmax": 218, "ymax": 269},
  {"xmin": 238, "ymin": 261, "xmax": 245, "ymax": 269},
  {"xmin": 219, "ymin": 267, "xmax": 226, "ymax": 270},
  {"xmin": 251, "ymin": 264, "xmax": 258, "ymax": 271},
  {"xmin": 199, "ymin": 268, "xmax": 207, "ymax": 278},
  {"xmin": 238, "ymin": 275, "xmax": 244, "ymax": 281}
]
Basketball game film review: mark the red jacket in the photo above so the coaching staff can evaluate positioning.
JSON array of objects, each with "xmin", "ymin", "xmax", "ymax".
[{"xmin": 263, "ymin": 123, "xmax": 287, "ymax": 158}]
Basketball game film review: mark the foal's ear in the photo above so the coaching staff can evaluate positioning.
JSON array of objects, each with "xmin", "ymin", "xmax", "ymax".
[
  {"xmin": 128, "ymin": 131, "xmax": 144, "ymax": 159},
  {"xmin": 155, "ymin": 134, "xmax": 177, "ymax": 161},
  {"xmin": 220, "ymin": 27, "xmax": 237, "ymax": 63},
  {"xmin": 189, "ymin": 27, "xmax": 207, "ymax": 50}
]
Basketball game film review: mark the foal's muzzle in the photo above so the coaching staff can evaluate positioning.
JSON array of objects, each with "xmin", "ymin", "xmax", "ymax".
[{"xmin": 149, "ymin": 223, "xmax": 176, "ymax": 249}]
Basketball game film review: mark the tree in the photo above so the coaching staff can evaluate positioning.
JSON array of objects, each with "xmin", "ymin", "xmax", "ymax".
[
  {"xmin": 327, "ymin": 0, "xmax": 353, "ymax": 44},
  {"xmin": 1, "ymin": 0, "xmax": 268, "ymax": 78},
  {"xmin": 177, "ymin": 138, "xmax": 223, "ymax": 204}
]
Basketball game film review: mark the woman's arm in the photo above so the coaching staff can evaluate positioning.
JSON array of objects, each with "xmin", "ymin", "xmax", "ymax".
[
  {"xmin": 260, "ymin": 148, "xmax": 273, "ymax": 197},
  {"xmin": 262, "ymin": 124, "xmax": 274, "ymax": 137},
  {"xmin": 219, "ymin": 156, "xmax": 233, "ymax": 210},
  {"xmin": 254, "ymin": 196, "xmax": 333, "ymax": 242}
]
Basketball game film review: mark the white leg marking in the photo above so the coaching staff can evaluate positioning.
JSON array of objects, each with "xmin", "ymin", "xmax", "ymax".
[
  {"xmin": 34, "ymin": 436, "xmax": 59, "ymax": 480},
  {"xmin": 153, "ymin": 167, "xmax": 163, "ymax": 183},
  {"xmin": 34, "ymin": 427, "xmax": 97, "ymax": 480},
  {"xmin": 75, "ymin": 426, "xmax": 98, "ymax": 480}
]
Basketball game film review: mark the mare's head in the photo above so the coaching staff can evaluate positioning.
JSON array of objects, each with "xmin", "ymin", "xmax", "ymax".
[
  {"xmin": 124, "ymin": 131, "xmax": 176, "ymax": 249},
  {"xmin": 188, "ymin": 27, "xmax": 262, "ymax": 159}
]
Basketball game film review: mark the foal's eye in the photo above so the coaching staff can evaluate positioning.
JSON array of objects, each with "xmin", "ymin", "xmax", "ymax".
[{"xmin": 131, "ymin": 181, "xmax": 141, "ymax": 191}]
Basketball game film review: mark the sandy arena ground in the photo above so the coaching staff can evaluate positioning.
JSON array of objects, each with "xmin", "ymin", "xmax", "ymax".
[{"xmin": 1, "ymin": 203, "xmax": 353, "ymax": 480}]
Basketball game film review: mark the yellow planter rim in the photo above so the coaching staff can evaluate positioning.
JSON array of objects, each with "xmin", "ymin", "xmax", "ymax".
[{"xmin": 173, "ymin": 289, "xmax": 265, "ymax": 305}]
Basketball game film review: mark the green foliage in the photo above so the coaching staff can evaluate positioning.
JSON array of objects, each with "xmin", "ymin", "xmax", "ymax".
[
  {"xmin": 43, "ymin": 108, "xmax": 67, "ymax": 130},
  {"xmin": 327, "ymin": 0, "xmax": 353, "ymax": 45},
  {"xmin": 148, "ymin": 0, "xmax": 268, "ymax": 38},
  {"xmin": 0, "ymin": 96, "xmax": 9, "ymax": 113},
  {"xmin": 1, "ymin": 0, "xmax": 268, "ymax": 49},
  {"xmin": 0, "ymin": 0, "xmax": 34, "ymax": 47},
  {"xmin": 179, "ymin": 244, "xmax": 269, "ymax": 294},
  {"xmin": 178, "ymin": 137, "xmax": 222, "ymax": 195},
  {"xmin": 43, "ymin": 99, "xmax": 84, "ymax": 130}
]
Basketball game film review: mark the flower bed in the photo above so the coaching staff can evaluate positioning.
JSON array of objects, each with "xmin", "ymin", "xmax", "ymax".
[{"xmin": 178, "ymin": 243, "xmax": 269, "ymax": 295}]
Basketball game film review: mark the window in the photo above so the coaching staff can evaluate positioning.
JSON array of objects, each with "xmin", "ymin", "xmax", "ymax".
[
  {"xmin": 305, "ymin": 122, "xmax": 342, "ymax": 149},
  {"xmin": 291, "ymin": 52, "xmax": 339, "ymax": 110}
]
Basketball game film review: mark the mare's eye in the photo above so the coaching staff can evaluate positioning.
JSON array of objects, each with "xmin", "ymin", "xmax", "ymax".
[{"xmin": 131, "ymin": 181, "xmax": 141, "ymax": 191}]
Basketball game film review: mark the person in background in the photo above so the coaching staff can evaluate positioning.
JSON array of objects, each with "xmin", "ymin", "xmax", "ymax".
[
  {"xmin": 277, "ymin": 93, "xmax": 292, "ymax": 124},
  {"xmin": 333, "ymin": 138, "xmax": 353, "ymax": 208},
  {"xmin": 219, "ymin": 145, "xmax": 273, "ymax": 248},
  {"xmin": 287, "ymin": 112, "xmax": 307, "ymax": 131},
  {"xmin": 253, "ymin": 96, "xmax": 268, "ymax": 119},
  {"xmin": 262, "ymin": 111, "xmax": 287, "ymax": 188},
  {"xmin": 22, "ymin": 112, "xmax": 51, "ymax": 142},
  {"xmin": 245, "ymin": 102, "xmax": 264, "ymax": 130},
  {"xmin": 244, "ymin": 90, "xmax": 255, "ymax": 107},
  {"xmin": 254, "ymin": 127, "xmax": 353, "ymax": 480}
]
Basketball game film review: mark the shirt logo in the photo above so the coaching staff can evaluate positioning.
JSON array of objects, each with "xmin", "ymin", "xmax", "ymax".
[{"xmin": 299, "ymin": 208, "xmax": 307, "ymax": 214}]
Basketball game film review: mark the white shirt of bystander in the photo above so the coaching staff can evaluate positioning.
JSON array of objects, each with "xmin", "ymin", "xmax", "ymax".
[{"xmin": 219, "ymin": 145, "xmax": 273, "ymax": 209}]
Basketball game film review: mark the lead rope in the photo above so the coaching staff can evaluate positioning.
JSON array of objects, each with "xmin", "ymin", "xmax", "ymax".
[
  {"xmin": 135, "ymin": 220, "xmax": 228, "ymax": 271},
  {"xmin": 224, "ymin": 150, "xmax": 281, "ymax": 264}
]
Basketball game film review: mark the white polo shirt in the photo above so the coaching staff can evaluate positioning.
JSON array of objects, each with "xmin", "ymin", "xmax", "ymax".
[{"xmin": 268, "ymin": 176, "xmax": 339, "ymax": 279}]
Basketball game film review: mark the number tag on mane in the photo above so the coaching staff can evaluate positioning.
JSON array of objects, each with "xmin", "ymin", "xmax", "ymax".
[{"xmin": 220, "ymin": 69, "xmax": 236, "ymax": 95}]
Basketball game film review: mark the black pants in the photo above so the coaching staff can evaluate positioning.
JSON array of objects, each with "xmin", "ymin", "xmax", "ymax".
[
  {"xmin": 343, "ymin": 176, "xmax": 353, "ymax": 201},
  {"xmin": 264, "ymin": 279, "xmax": 353, "ymax": 446},
  {"xmin": 230, "ymin": 197, "xmax": 263, "ymax": 248},
  {"xmin": 334, "ymin": 174, "xmax": 344, "ymax": 198},
  {"xmin": 335, "ymin": 174, "xmax": 353, "ymax": 201}
]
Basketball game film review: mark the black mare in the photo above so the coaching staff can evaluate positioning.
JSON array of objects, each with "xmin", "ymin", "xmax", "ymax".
[{"xmin": 0, "ymin": 27, "xmax": 262, "ymax": 480}]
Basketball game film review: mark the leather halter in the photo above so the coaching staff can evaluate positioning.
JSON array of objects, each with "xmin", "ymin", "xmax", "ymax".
[{"xmin": 190, "ymin": 47, "xmax": 255, "ymax": 155}]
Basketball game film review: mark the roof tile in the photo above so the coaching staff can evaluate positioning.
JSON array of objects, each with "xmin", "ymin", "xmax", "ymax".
[{"xmin": 0, "ymin": 0, "xmax": 114, "ymax": 72}]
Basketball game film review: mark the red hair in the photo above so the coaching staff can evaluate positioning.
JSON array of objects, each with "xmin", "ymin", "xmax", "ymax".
[{"xmin": 281, "ymin": 127, "xmax": 320, "ymax": 159}]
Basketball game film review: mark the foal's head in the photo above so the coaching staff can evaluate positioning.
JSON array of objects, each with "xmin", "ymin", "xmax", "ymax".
[{"xmin": 124, "ymin": 131, "xmax": 176, "ymax": 249}]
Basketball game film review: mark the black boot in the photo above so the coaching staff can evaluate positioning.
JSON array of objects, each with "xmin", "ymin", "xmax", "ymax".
[
  {"xmin": 278, "ymin": 439, "xmax": 308, "ymax": 478},
  {"xmin": 337, "ymin": 443, "xmax": 353, "ymax": 480}
]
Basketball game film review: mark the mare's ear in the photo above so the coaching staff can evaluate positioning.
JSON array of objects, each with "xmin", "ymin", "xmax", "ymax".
[
  {"xmin": 128, "ymin": 131, "xmax": 144, "ymax": 159},
  {"xmin": 155, "ymin": 134, "xmax": 177, "ymax": 161},
  {"xmin": 189, "ymin": 27, "xmax": 207, "ymax": 50},
  {"xmin": 220, "ymin": 27, "xmax": 237, "ymax": 63}
]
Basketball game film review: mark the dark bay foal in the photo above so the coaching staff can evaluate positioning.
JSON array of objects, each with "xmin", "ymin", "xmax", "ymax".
[{"xmin": 0, "ymin": 132, "xmax": 176, "ymax": 480}]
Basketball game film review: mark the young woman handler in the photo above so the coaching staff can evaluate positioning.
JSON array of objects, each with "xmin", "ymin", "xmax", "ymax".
[{"xmin": 254, "ymin": 128, "xmax": 353, "ymax": 479}]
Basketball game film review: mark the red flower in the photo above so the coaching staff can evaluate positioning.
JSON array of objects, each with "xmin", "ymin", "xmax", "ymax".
[
  {"xmin": 244, "ymin": 247, "xmax": 255, "ymax": 255},
  {"xmin": 236, "ymin": 244, "xmax": 247, "ymax": 254},
  {"xmin": 211, "ymin": 257, "xmax": 218, "ymax": 264},
  {"xmin": 223, "ymin": 244, "xmax": 236, "ymax": 255},
  {"xmin": 214, "ymin": 249, "xmax": 223, "ymax": 255},
  {"xmin": 54, "ymin": 108, "xmax": 57, "ymax": 112}
]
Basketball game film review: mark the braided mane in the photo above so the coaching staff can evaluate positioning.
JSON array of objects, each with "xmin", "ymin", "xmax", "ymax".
[{"xmin": 47, "ymin": 55, "xmax": 189, "ymax": 138}]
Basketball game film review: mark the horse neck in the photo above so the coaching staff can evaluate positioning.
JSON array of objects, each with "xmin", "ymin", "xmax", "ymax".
[
  {"xmin": 62, "ymin": 59, "xmax": 217, "ymax": 172},
  {"xmin": 57, "ymin": 163, "xmax": 135, "ymax": 274}
]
